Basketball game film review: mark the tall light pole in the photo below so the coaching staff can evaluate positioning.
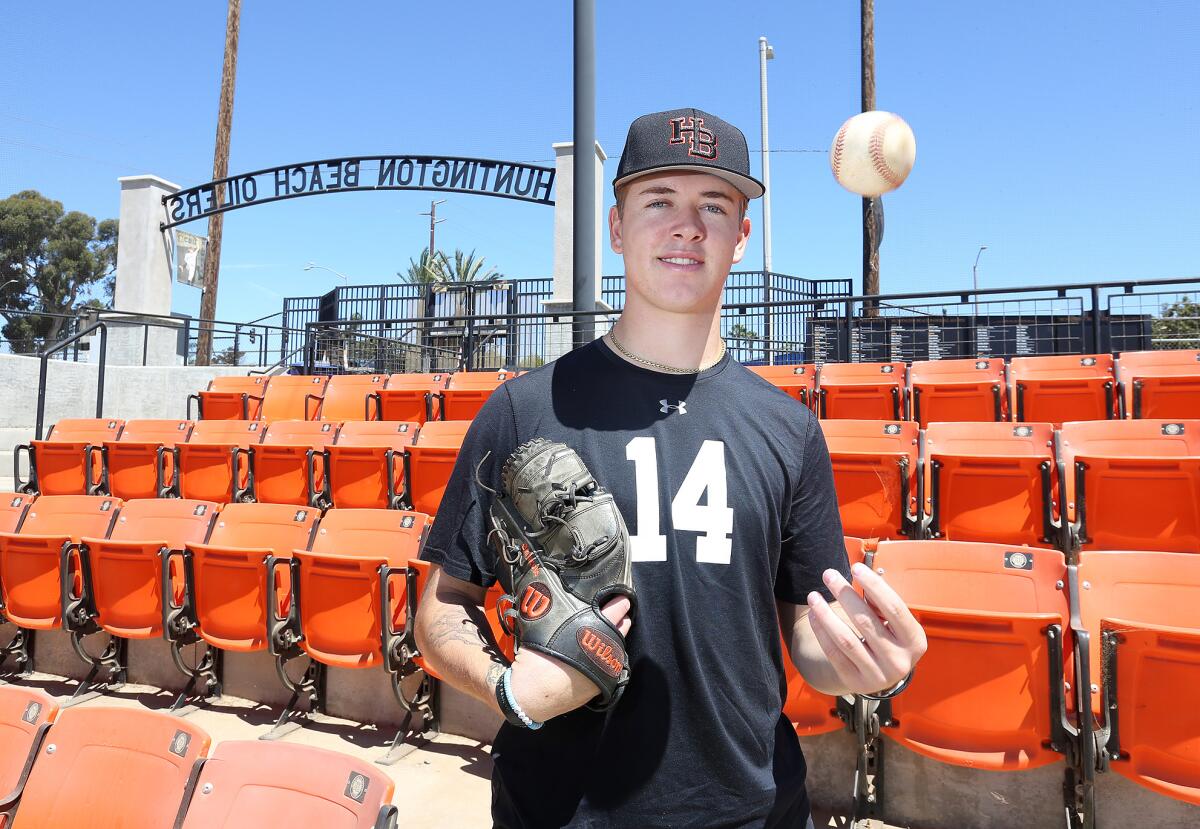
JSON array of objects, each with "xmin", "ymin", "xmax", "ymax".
[
  {"xmin": 973, "ymin": 245, "xmax": 988, "ymax": 319},
  {"xmin": 758, "ymin": 36, "xmax": 775, "ymax": 362},
  {"xmin": 572, "ymin": 0, "xmax": 597, "ymax": 349}
]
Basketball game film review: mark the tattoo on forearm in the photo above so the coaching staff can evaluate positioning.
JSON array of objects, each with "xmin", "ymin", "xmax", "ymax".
[
  {"xmin": 485, "ymin": 662, "xmax": 505, "ymax": 692},
  {"xmin": 423, "ymin": 607, "xmax": 490, "ymax": 651}
]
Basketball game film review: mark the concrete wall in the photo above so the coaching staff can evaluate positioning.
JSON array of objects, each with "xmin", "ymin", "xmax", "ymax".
[
  {"xmin": 0, "ymin": 353, "xmax": 260, "ymax": 429},
  {"xmin": 0, "ymin": 353, "xmax": 261, "ymax": 486}
]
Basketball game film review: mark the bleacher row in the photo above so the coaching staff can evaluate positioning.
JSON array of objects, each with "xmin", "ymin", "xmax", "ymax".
[
  {"xmin": 751, "ymin": 350, "xmax": 1200, "ymax": 423},
  {"xmin": 822, "ymin": 418, "xmax": 1199, "ymax": 554},
  {"xmin": 13, "ymin": 416, "xmax": 469, "ymax": 514},
  {"xmin": 1, "ymin": 354, "xmax": 1198, "ymax": 825},
  {"xmin": 0, "ymin": 689, "xmax": 399, "ymax": 827},
  {"xmin": 0, "ymin": 496, "xmax": 509, "ymax": 709}
]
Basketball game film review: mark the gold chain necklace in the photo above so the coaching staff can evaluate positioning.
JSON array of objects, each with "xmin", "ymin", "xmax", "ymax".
[{"xmin": 606, "ymin": 328, "xmax": 726, "ymax": 375}]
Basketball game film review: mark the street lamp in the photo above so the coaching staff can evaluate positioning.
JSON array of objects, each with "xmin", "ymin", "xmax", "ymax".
[
  {"xmin": 972, "ymin": 245, "xmax": 988, "ymax": 328},
  {"xmin": 303, "ymin": 262, "xmax": 349, "ymax": 285},
  {"xmin": 758, "ymin": 36, "xmax": 775, "ymax": 361}
]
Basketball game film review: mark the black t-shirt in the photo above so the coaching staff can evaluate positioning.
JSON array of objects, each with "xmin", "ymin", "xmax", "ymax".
[{"xmin": 422, "ymin": 339, "xmax": 849, "ymax": 829}]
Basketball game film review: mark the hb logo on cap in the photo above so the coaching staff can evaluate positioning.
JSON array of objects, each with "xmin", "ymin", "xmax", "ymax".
[{"xmin": 669, "ymin": 116, "xmax": 718, "ymax": 161}]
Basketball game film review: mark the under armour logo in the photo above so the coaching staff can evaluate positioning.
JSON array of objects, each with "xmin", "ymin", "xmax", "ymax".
[
  {"xmin": 668, "ymin": 117, "xmax": 717, "ymax": 160},
  {"xmin": 659, "ymin": 400, "xmax": 688, "ymax": 415}
]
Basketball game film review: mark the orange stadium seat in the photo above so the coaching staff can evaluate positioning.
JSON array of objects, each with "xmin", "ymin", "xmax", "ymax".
[
  {"xmin": 324, "ymin": 421, "xmax": 419, "ymax": 509},
  {"xmin": 64, "ymin": 499, "xmax": 218, "ymax": 696},
  {"xmin": 172, "ymin": 420, "xmax": 265, "ymax": 503},
  {"xmin": 871, "ymin": 540, "xmax": 1074, "ymax": 772},
  {"xmin": 2, "ymin": 705, "xmax": 209, "ymax": 828},
  {"xmin": 0, "ymin": 494, "xmax": 32, "ymax": 534},
  {"xmin": 783, "ymin": 537, "xmax": 865, "ymax": 736},
  {"xmin": 375, "ymin": 372, "xmax": 449, "ymax": 424},
  {"xmin": 0, "ymin": 685, "xmax": 58, "ymax": 807},
  {"xmin": 192, "ymin": 375, "xmax": 268, "ymax": 420},
  {"xmin": 924, "ymin": 421, "xmax": 1062, "ymax": 548},
  {"xmin": 1059, "ymin": 420, "xmax": 1200, "ymax": 553},
  {"xmin": 908, "ymin": 357, "xmax": 1007, "ymax": 426},
  {"xmin": 165, "ymin": 503, "xmax": 320, "ymax": 698},
  {"xmin": 248, "ymin": 420, "xmax": 341, "ymax": 506},
  {"xmin": 1071, "ymin": 550, "xmax": 1200, "ymax": 806},
  {"xmin": 817, "ymin": 362, "xmax": 907, "ymax": 420},
  {"xmin": 438, "ymin": 370, "xmax": 512, "ymax": 421},
  {"xmin": 1009, "ymin": 354, "xmax": 1117, "ymax": 426},
  {"xmin": 268, "ymin": 509, "xmax": 431, "ymax": 735},
  {"xmin": 175, "ymin": 740, "xmax": 397, "ymax": 828},
  {"xmin": 89, "ymin": 418, "xmax": 193, "ymax": 500},
  {"xmin": 14, "ymin": 418, "xmax": 124, "ymax": 496},
  {"xmin": 259, "ymin": 375, "xmax": 330, "ymax": 421},
  {"xmin": 407, "ymin": 558, "xmax": 514, "ymax": 674},
  {"xmin": 402, "ymin": 421, "xmax": 472, "ymax": 515},
  {"xmin": 748, "ymin": 364, "xmax": 817, "ymax": 408},
  {"xmin": 819, "ymin": 420, "xmax": 920, "ymax": 539},
  {"xmin": 316, "ymin": 373, "xmax": 388, "ymax": 421},
  {"xmin": 0, "ymin": 495, "xmax": 121, "ymax": 674},
  {"xmin": 1117, "ymin": 349, "xmax": 1200, "ymax": 419}
]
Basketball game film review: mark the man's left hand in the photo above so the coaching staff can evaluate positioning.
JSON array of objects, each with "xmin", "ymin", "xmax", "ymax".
[{"xmin": 805, "ymin": 562, "xmax": 927, "ymax": 695}]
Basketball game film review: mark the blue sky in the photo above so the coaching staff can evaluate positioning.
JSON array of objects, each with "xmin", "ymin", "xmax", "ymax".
[{"xmin": 2, "ymin": 1, "xmax": 1197, "ymax": 324}]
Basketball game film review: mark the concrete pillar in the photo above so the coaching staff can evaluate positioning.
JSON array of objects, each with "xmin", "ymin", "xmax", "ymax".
[
  {"xmin": 115, "ymin": 175, "xmax": 179, "ymax": 314},
  {"xmin": 108, "ymin": 175, "xmax": 185, "ymax": 365},
  {"xmin": 544, "ymin": 141, "xmax": 611, "ymax": 362}
]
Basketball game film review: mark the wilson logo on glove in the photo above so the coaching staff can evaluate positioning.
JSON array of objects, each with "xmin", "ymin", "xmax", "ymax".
[
  {"xmin": 520, "ymin": 583, "xmax": 552, "ymax": 620},
  {"xmin": 486, "ymin": 437, "xmax": 637, "ymax": 709},
  {"xmin": 578, "ymin": 627, "xmax": 623, "ymax": 677}
]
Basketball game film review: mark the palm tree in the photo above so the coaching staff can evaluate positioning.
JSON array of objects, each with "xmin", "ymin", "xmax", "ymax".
[
  {"xmin": 399, "ymin": 249, "xmax": 449, "ymax": 285},
  {"xmin": 443, "ymin": 249, "xmax": 499, "ymax": 283}
]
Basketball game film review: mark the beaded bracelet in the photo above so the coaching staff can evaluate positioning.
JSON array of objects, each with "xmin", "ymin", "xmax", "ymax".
[{"xmin": 495, "ymin": 666, "xmax": 543, "ymax": 730}]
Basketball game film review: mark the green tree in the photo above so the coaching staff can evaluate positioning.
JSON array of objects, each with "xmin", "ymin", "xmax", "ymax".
[
  {"xmin": 398, "ymin": 249, "xmax": 450, "ymax": 285},
  {"xmin": 726, "ymin": 322, "xmax": 762, "ymax": 362},
  {"xmin": 0, "ymin": 190, "xmax": 117, "ymax": 351},
  {"xmin": 442, "ymin": 248, "xmax": 499, "ymax": 282},
  {"xmin": 1152, "ymin": 296, "xmax": 1200, "ymax": 349},
  {"xmin": 728, "ymin": 323, "xmax": 759, "ymax": 342},
  {"xmin": 210, "ymin": 344, "xmax": 246, "ymax": 365},
  {"xmin": 397, "ymin": 248, "xmax": 499, "ymax": 285}
]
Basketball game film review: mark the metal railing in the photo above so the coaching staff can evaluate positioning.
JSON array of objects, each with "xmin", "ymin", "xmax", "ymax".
[
  {"xmin": 35, "ymin": 321, "xmax": 107, "ymax": 440},
  {"xmin": 1, "ymin": 308, "xmax": 86, "ymax": 359},
  {"xmin": 300, "ymin": 276, "xmax": 1200, "ymax": 373}
]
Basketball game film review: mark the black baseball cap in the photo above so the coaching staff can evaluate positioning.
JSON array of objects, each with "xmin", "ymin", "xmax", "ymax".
[{"xmin": 613, "ymin": 107, "xmax": 764, "ymax": 200}]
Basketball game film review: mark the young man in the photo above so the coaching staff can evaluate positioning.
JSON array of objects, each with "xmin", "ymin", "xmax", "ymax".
[{"xmin": 415, "ymin": 107, "xmax": 926, "ymax": 828}]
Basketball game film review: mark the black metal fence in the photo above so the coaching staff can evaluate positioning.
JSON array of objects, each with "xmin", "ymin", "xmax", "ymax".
[
  {"xmin": 807, "ymin": 277, "xmax": 1200, "ymax": 364},
  {"xmin": 8, "ymin": 276, "xmax": 1195, "ymax": 371},
  {"xmin": 299, "ymin": 276, "xmax": 1200, "ymax": 374},
  {"xmin": 285, "ymin": 271, "xmax": 853, "ymax": 370}
]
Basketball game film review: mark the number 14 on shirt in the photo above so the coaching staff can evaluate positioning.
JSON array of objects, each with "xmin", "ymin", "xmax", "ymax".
[{"xmin": 625, "ymin": 437, "xmax": 734, "ymax": 565}]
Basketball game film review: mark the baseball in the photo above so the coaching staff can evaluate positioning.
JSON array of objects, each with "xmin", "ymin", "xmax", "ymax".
[{"xmin": 830, "ymin": 111, "xmax": 917, "ymax": 197}]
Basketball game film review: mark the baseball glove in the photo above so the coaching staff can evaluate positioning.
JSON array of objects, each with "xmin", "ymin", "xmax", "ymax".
[{"xmin": 485, "ymin": 438, "xmax": 636, "ymax": 710}]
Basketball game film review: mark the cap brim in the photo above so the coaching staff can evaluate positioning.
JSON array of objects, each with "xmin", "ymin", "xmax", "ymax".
[{"xmin": 613, "ymin": 164, "xmax": 764, "ymax": 200}]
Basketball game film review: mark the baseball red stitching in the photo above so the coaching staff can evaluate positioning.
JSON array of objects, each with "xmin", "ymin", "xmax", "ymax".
[
  {"xmin": 832, "ymin": 123, "xmax": 848, "ymax": 177},
  {"xmin": 869, "ymin": 118, "xmax": 904, "ymax": 188}
]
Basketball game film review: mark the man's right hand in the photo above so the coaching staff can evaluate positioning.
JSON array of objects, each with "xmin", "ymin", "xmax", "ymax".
[{"xmin": 507, "ymin": 595, "xmax": 633, "ymax": 723}]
